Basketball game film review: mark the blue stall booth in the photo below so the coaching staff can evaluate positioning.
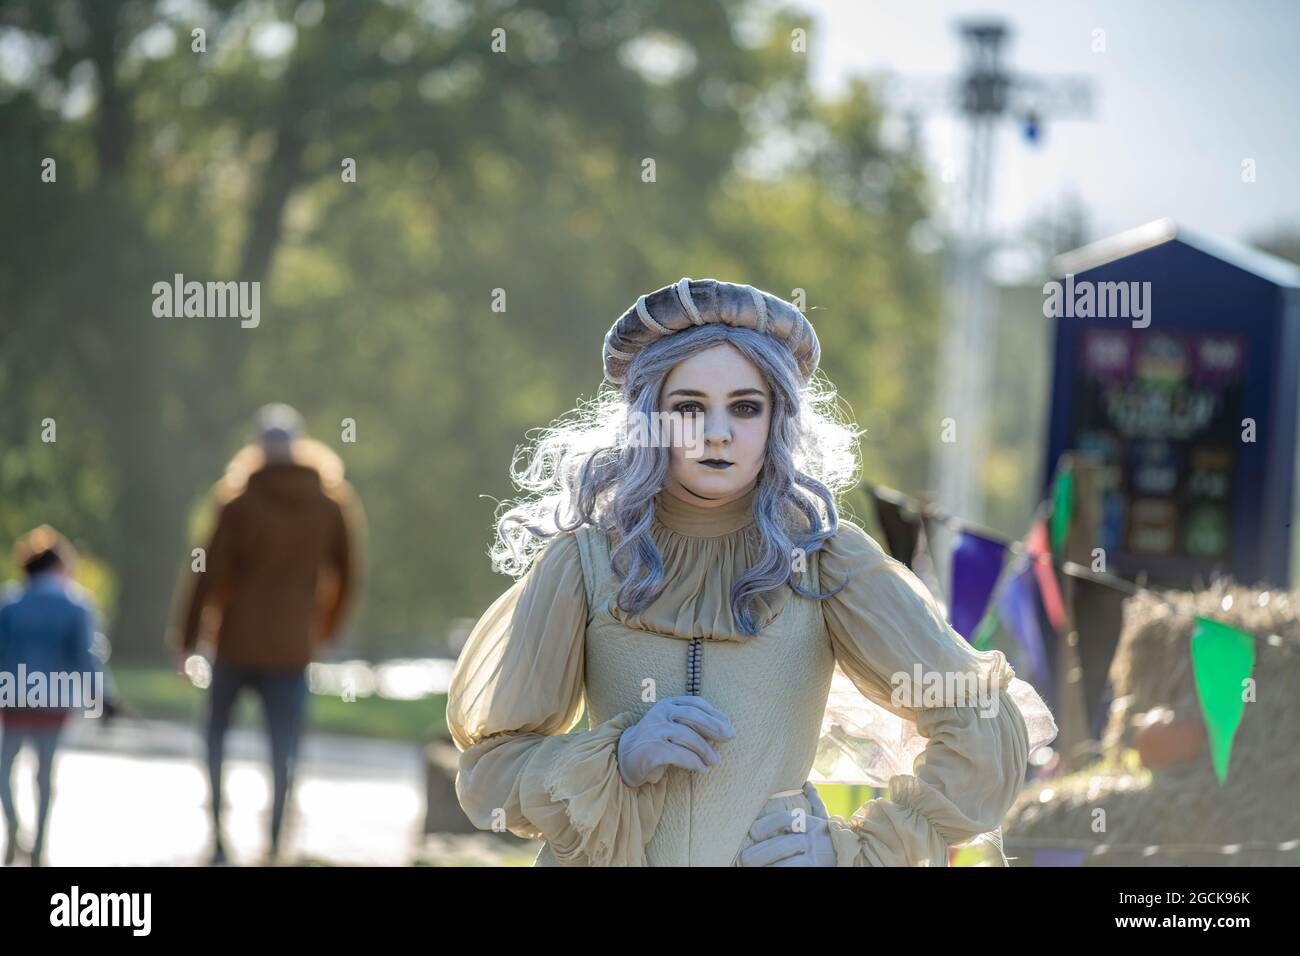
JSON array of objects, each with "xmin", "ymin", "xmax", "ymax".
[{"xmin": 1043, "ymin": 219, "xmax": 1300, "ymax": 589}]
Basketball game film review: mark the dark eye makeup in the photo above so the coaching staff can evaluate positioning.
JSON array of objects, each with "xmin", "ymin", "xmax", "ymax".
[{"xmin": 671, "ymin": 400, "xmax": 766, "ymax": 417}]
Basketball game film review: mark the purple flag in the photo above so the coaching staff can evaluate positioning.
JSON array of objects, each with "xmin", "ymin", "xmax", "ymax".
[
  {"xmin": 1034, "ymin": 848, "xmax": 1089, "ymax": 867},
  {"xmin": 998, "ymin": 565, "xmax": 1051, "ymax": 692},
  {"xmin": 949, "ymin": 530, "xmax": 1006, "ymax": 640}
]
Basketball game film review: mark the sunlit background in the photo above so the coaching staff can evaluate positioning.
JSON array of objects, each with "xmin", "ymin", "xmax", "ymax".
[{"xmin": 2, "ymin": 0, "xmax": 1296, "ymax": 866}]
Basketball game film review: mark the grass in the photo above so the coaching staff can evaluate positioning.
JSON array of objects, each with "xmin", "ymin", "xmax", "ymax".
[
  {"xmin": 816, "ymin": 783, "xmax": 882, "ymax": 820},
  {"xmin": 110, "ymin": 666, "xmax": 448, "ymax": 742}
]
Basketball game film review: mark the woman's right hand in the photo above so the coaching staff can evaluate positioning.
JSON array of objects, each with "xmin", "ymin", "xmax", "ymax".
[{"xmin": 616, "ymin": 695, "xmax": 737, "ymax": 787}]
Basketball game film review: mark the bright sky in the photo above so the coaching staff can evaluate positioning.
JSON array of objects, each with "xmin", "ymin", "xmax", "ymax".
[{"xmin": 792, "ymin": 0, "xmax": 1300, "ymax": 256}]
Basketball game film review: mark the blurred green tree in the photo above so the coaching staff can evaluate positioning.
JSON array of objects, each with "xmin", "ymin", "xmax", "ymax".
[{"xmin": 0, "ymin": 0, "xmax": 939, "ymax": 659}]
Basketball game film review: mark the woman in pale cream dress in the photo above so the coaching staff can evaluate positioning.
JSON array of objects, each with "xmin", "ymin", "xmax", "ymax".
[{"xmin": 447, "ymin": 278, "xmax": 1056, "ymax": 866}]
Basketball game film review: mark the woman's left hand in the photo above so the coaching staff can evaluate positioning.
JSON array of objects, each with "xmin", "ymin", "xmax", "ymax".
[{"xmin": 738, "ymin": 782, "xmax": 838, "ymax": 867}]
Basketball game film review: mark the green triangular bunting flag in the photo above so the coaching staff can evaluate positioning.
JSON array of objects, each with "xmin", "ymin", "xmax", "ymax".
[
  {"xmin": 1190, "ymin": 616, "xmax": 1255, "ymax": 785},
  {"xmin": 972, "ymin": 607, "xmax": 1000, "ymax": 651},
  {"xmin": 1050, "ymin": 468, "xmax": 1073, "ymax": 555}
]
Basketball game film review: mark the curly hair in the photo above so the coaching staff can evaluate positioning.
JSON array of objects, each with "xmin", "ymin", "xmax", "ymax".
[{"xmin": 489, "ymin": 322, "xmax": 864, "ymax": 635}]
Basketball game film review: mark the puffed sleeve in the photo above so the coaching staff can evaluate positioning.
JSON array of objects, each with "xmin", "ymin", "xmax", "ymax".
[
  {"xmin": 446, "ymin": 531, "xmax": 667, "ymax": 866},
  {"xmin": 819, "ymin": 520, "xmax": 1034, "ymax": 866}
]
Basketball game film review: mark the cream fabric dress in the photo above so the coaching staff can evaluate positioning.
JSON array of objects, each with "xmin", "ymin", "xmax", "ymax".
[{"xmin": 447, "ymin": 485, "xmax": 1042, "ymax": 866}]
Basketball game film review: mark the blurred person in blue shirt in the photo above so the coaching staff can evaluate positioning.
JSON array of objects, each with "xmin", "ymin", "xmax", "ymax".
[{"xmin": 0, "ymin": 525, "xmax": 105, "ymax": 866}]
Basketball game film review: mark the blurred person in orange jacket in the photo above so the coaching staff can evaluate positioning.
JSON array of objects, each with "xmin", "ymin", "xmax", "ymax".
[{"xmin": 168, "ymin": 404, "xmax": 364, "ymax": 864}]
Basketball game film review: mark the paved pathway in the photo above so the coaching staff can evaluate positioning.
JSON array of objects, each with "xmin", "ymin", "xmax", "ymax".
[{"xmin": 3, "ymin": 716, "xmax": 426, "ymax": 866}]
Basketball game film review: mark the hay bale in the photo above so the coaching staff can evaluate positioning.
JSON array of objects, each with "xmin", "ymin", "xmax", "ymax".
[{"xmin": 1004, "ymin": 580, "xmax": 1300, "ymax": 866}]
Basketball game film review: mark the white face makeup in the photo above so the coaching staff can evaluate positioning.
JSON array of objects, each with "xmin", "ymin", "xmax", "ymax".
[{"xmin": 659, "ymin": 343, "xmax": 771, "ymax": 507}]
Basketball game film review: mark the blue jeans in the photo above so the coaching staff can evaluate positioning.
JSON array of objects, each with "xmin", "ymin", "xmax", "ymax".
[
  {"xmin": 0, "ymin": 723, "xmax": 62, "ymax": 864},
  {"xmin": 206, "ymin": 659, "xmax": 308, "ymax": 854}
]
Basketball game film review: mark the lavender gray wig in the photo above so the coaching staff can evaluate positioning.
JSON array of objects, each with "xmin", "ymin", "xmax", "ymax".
[{"xmin": 490, "ymin": 323, "xmax": 863, "ymax": 635}]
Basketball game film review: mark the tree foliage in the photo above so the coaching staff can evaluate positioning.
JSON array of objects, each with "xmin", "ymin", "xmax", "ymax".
[{"xmin": 0, "ymin": 0, "xmax": 940, "ymax": 658}]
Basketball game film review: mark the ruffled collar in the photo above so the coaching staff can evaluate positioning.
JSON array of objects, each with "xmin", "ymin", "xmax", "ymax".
[{"xmin": 653, "ymin": 483, "xmax": 758, "ymax": 537}]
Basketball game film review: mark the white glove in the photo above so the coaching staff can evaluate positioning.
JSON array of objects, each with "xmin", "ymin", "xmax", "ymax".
[
  {"xmin": 738, "ymin": 782, "xmax": 838, "ymax": 867},
  {"xmin": 616, "ymin": 695, "xmax": 736, "ymax": 788}
]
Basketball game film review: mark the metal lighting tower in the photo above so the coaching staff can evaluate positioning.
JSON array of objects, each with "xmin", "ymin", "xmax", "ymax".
[{"xmin": 920, "ymin": 21, "xmax": 1093, "ymax": 529}]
